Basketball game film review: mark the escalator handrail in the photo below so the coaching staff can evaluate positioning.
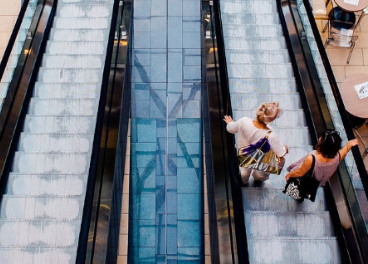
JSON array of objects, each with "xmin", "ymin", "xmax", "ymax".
[
  {"xmin": 0, "ymin": 0, "xmax": 45, "ymax": 139},
  {"xmin": 0, "ymin": 0, "xmax": 30, "ymax": 82},
  {"xmin": 208, "ymin": 0, "xmax": 250, "ymax": 263},
  {"xmin": 0, "ymin": 0, "xmax": 57, "ymax": 198},
  {"xmin": 76, "ymin": 0, "xmax": 131, "ymax": 262},
  {"xmin": 277, "ymin": 0, "xmax": 368, "ymax": 262},
  {"xmin": 301, "ymin": 0, "xmax": 368, "ymax": 202}
]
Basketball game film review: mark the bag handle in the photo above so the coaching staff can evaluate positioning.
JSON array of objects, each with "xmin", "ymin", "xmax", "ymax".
[
  {"xmin": 258, "ymin": 130, "xmax": 272, "ymax": 149},
  {"xmin": 309, "ymin": 154, "xmax": 316, "ymax": 178}
]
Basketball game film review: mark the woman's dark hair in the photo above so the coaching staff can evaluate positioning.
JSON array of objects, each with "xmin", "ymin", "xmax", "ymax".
[{"xmin": 316, "ymin": 130, "xmax": 342, "ymax": 158}]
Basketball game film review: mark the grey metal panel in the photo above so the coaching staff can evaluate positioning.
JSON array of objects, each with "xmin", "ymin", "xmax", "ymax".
[
  {"xmin": 0, "ymin": 0, "xmax": 113, "ymax": 262},
  {"xmin": 42, "ymin": 55, "xmax": 105, "ymax": 69},
  {"xmin": 0, "ymin": 196, "xmax": 84, "ymax": 220},
  {"xmin": 33, "ymin": 83, "xmax": 101, "ymax": 99},
  {"xmin": 247, "ymin": 238, "xmax": 342, "ymax": 264},
  {"xmin": 49, "ymin": 29, "xmax": 109, "ymax": 42},
  {"xmin": 0, "ymin": 247, "xmax": 77, "ymax": 264},
  {"xmin": 244, "ymin": 211, "xmax": 335, "ymax": 237},
  {"xmin": 228, "ymin": 77, "xmax": 298, "ymax": 93},
  {"xmin": 7, "ymin": 174, "xmax": 88, "ymax": 196},
  {"xmin": 0, "ymin": 220, "xmax": 81, "ymax": 246},
  {"xmin": 242, "ymin": 189, "xmax": 329, "ymax": 212}
]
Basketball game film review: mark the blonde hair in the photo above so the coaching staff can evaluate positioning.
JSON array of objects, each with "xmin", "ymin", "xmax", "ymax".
[{"xmin": 256, "ymin": 102, "xmax": 282, "ymax": 125}]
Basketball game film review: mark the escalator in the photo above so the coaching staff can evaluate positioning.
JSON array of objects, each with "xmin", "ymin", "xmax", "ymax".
[
  {"xmin": 203, "ymin": 0, "xmax": 368, "ymax": 263},
  {"xmin": 0, "ymin": 0, "xmax": 132, "ymax": 262}
]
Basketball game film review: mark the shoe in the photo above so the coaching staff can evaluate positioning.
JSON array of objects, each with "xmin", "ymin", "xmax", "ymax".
[
  {"xmin": 241, "ymin": 181, "xmax": 248, "ymax": 187},
  {"xmin": 253, "ymin": 180, "xmax": 264, "ymax": 187}
]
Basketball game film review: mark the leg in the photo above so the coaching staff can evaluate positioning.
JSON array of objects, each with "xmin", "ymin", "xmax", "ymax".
[
  {"xmin": 239, "ymin": 167, "xmax": 251, "ymax": 185},
  {"xmin": 252, "ymin": 170, "xmax": 270, "ymax": 181}
]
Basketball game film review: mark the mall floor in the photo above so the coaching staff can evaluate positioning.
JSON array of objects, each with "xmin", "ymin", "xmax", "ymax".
[{"xmin": 317, "ymin": 12, "xmax": 368, "ymax": 169}]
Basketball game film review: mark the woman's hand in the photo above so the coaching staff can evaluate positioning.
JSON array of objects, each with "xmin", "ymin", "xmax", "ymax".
[
  {"xmin": 285, "ymin": 174, "xmax": 290, "ymax": 182},
  {"xmin": 348, "ymin": 139, "xmax": 359, "ymax": 148},
  {"xmin": 223, "ymin": 115, "xmax": 234, "ymax": 124}
]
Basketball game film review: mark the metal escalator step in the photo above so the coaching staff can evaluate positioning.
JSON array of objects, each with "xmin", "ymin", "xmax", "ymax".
[
  {"xmin": 247, "ymin": 237, "xmax": 341, "ymax": 264},
  {"xmin": 33, "ymin": 83, "xmax": 100, "ymax": 99},
  {"xmin": 0, "ymin": 247, "xmax": 77, "ymax": 264},
  {"xmin": 52, "ymin": 17, "xmax": 111, "ymax": 30},
  {"xmin": 0, "ymin": 220, "xmax": 81, "ymax": 247},
  {"xmin": 45, "ymin": 41, "xmax": 106, "ymax": 55},
  {"xmin": 244, "ymin": 211, "xmax": 335, "ymax": 237},
  {"xmin": 17, "ymin": 133, "xmax": 93, "ymax": 153},
  {"xmin": 221, "ymin": 13, "xmax": 281, "ymax": 25},
  {"xmin": 227, "ymin": 63, "xmax": 294, "ymax": 79},
  {"xmin": 11, "ymin": 152, "xmax": 92, "ymax": 174},
  {"xmin": 222, "ymin": 24, "xmax": 283, "ymax": 38},
  {"xmin": 221, "ymin": 1, "xmax": 278, "ymax": 14},
  {"xmin": 227, "ymin": 50, "xmax": 291, "ymax": 64},
  {"xmin": 224, "ymin": 38, "xmax": 287, "ymax": 50},
  {"xmin": 0, "ymin": 196, "xmax": 84, "ymax": 220},
  {"xmin": 27, "ymin": 98, "xmax": 98, "ymax": 116},
  {"xmin": 41, "ymin": 55, "xmax": 104, "ymax": 69},
  {"xmin": 228, "ymin": 77, "xmax": 297, "ymax": 93},
  {"xmin": 6, "ymin": 173, "xmax": 87, "ymax": 196},
  {"xmin": 49, "ymin": 29, "xmax": 109, "ymax": 42},
  {"xmin": 22, "ymin": 116, "xmax": 97, "ymax": 133},
  {"xmin": 242, "ymin": 188, "xmax": 328, "ymax": 212},
  {"xmin": 37, "ymin": 68, "xmax": 103, "ymax": 83},
  {"xmin": 55, "ymin": 4, "xmax": 112, "ymax": 18}
]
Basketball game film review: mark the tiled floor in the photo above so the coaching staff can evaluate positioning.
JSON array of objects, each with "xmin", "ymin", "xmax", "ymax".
[{"xmin": 317, "ymin": 10, "xmax": 368, "ymax": 170}]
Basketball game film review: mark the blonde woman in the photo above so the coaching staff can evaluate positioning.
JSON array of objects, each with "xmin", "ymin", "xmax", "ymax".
[{"xmin": 224, "ymin": 102, "xmax": 288, "ymax": 185}]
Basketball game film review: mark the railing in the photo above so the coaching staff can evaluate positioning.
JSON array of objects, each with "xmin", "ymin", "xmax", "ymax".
[
  {"xmin": 277, "ymin": 0, "xmax": 368, "ymax": 262},
  {"xmin": 76, "ymin": 0, "xmax": 132, "ymax": 263},
  {"xmin": 0, "ymin": 0, "xmax": 57, "ymax": 200},
  {"xmin": 202, "ymin": 0, "xmax": 249, "ymax": 263},
  {"xmin": 0, "ymin": 0, "xmax": 30, "ymax": 82}
]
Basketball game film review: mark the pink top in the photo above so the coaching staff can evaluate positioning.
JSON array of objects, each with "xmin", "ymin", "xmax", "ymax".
[
  {"xmin": 287, "ymin": 150, "xmax": 340, "ymax": 186},
  {"xmin": 311, "ymin": 150, "xmax": 340, "ymax": 186}
]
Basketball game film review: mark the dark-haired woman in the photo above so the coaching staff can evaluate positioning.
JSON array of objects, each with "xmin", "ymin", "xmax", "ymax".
[{"xmin": 285, "ymin": 130, "xmax": 358, "ymax": 188}]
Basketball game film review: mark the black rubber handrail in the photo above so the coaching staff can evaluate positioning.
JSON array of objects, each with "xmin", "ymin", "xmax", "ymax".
[
  {"xmin": 0, "ymin": 0, "xmax": 57, "ymax": 200},
  {"xmin": 277, "ymin": 0, "xmax": 368, "ymax": 262},
  {"xmin": 76, "ymin": 0, "xmax": 131, "ymax": 262},
  {"xmin": 0, "ymin": 0, "xmax": 30, "ymax": 82},
  {"xmin": 203, "ymin": 0, "xmax": 249, "ymax": 263},
  {"xmin": 0, "ymin": 0, "xmax": 45, "ymax": 140}
]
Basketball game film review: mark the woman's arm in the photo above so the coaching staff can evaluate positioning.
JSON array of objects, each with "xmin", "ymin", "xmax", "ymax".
[
  {"xmin": 223, "ymin": 115, "xmax": 240, "ymax": 134},
  {"xmin": 339, "ymin": 139, "xmax": 359, "ymax": 160},
  {"xmin": 268, "ymin": 133, "xmax": 288, "ymax": 157},
  {"xmin": 285, "ymin": 155, "xmax": 313, "ymax": 181}
]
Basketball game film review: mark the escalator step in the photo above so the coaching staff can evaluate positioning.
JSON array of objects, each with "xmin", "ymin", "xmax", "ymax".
[
  {"xmin": 0, "ymin": 220, "xmax": 81, "ymax": 247},
  {"xmin": 0, "ymin": 196, "xmax": 84, "ymax": 220},
  {"xmin": 242, "ymin": 188, "xmax": 328, "ymax": 212},
  {"xmin": 244, "ymin": 211, "xmax": 335, "ymax": 237},
  {"xmin": 6, "ymin": 173, "xmax": 87, "ymax": 196},
  {"xmin": 247, "ymin": 237, "xmax": 341, "ymax": 264}
]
